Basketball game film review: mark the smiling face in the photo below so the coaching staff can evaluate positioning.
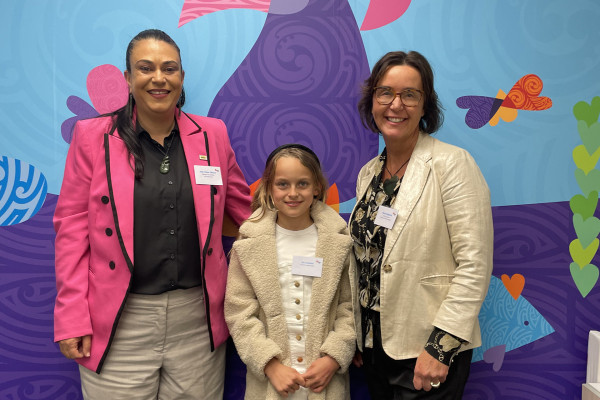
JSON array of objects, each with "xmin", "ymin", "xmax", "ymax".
[
  {"xmin": 124, "ymin": 38, "xmax": 184, "ymax": 123},
  {"xmin": 372, "ymin": 65, "xmax": 425, "ymax": 146},
  {"xmin": 270, "ymin": 156, "xmax": 321, "ymax": 231}
]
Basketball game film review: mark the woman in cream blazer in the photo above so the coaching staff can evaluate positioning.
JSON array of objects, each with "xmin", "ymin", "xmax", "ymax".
[{"xmin": 350, "ymin": 51, "xmax": 493, "ymax": 399}]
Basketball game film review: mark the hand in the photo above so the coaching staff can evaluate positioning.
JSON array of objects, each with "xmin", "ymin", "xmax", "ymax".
[
  {"xmin": 413, "ymin": 350, "xmax": 449, "ymax": 391},
  {"xmin": 264, "ymin": 358, "xmax": 305, "ymax": 398},
  {"xmin": 58, "ymin": 335, "xmax": 92, "ymax": 359},
  {"xmin": 302, "ymin": 355, "xmax": 340, "ymax": 393},
  {"xmin": 352, "ymin": 350, "xmax": 363, "ymax": 367}
]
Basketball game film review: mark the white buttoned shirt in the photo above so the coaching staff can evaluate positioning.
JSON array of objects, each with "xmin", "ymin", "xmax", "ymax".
[{"xmin": 276, "ymin": 223, "xmax": 318, "ymax": 399}]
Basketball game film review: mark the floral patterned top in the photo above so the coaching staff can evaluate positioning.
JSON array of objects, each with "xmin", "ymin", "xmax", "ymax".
[{"xmin": 350, "ymin": 149, "xmax": 465, "ymax": 364}]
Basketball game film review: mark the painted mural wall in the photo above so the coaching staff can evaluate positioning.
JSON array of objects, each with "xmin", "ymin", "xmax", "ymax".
[{"xmin": 1, "ymin": 0, "xmax": 599, "ymax": 399}]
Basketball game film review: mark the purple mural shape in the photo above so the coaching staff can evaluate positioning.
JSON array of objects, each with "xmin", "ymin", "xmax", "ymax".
[
  {"xmin": 0, "ymin": 194, "xmax": 83, "ymax": 400},
  {"xmin": 464, "ymin": 202, "xmax": 599, "ymax": 400},
  {"xmin": 208, "ymin": 0, "xmax": 378, "ymax": 201}
]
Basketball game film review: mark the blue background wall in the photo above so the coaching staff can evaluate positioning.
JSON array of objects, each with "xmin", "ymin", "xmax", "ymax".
[{"xmin": 1, "ymin": 0, "xmax": 599, "ymax": 399}]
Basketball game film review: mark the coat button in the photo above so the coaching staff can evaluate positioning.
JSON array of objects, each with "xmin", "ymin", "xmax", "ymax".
[
  {"xmin": 207, "ymin": 248, "xmax": 213, "ymax": 256},
  {"xmin": 297, "ymin": 357, "xmax": 303, "ymax": 363},
  {"xmin": 295, "ymin": 299, "xmax": 300, "ymax": 305},
  {"xmin": 101, "ymin": 196, "xmax": 109, "ymax": 204},
  {"xmin": 296, "ymin": 335, "xmax": 302, "ymax": 341},
  {"xmin": 383, "ymin": 264, "xmax": 392, "ymax": 273},
  {"xmin": 105, "ymin": 228, "xmax": 113, "ymax": 236},
  {"xmin": 296, "ymin": 314, "xmax": 301, "ymax": 320},
  {"xmin": 109, "ymin": 261, "xmax": 115, "ymax": 270},
  {"xmin": 294, "ymin": 281, "xmax": 300, "ymax": 288}
]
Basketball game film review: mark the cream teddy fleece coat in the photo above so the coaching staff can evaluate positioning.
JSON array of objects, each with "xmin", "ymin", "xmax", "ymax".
[{"xmin": 225, "ymin": 201, "xmax": 359, "ymax": 400}]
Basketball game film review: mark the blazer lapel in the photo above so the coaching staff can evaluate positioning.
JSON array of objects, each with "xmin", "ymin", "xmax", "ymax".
[
  {"xmin": 177, "ymin": 112, "xmax": 211, "ymax": 250},
  {"xmin": 105, "ymin": 132, "xmax": 135, "ymax": 271},
  {"xmin": 382, "ymin": 133, "xmax": 433, "ymax": 265}
]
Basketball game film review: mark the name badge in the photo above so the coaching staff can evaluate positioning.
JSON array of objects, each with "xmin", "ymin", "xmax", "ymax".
[
  {"xmin": 291, "ymin": 256, "xmax": 323, "ymax": 278},
  {"xmin": 194, "ymin": 165, "xmax": 223, "ymax": 185},
  {"xmin": 374, "ymin": 206, "xmax": 398, "ymax": 229}
]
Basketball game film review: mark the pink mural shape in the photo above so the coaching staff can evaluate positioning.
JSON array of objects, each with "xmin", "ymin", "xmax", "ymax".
[
  {"xmin": 61, "ymin": 64, "xmax": 128, "ymax": 143},
  {"xmin": 86, "ymin": 64, "xmax": 129, "ymax": 115},
  {"xmin": 360, "ymin": 0, "xmax": 412, "ymax": 31},
  {"xmin": 178, "ymin": 0, "xmax": 271, "ymax": 27}
]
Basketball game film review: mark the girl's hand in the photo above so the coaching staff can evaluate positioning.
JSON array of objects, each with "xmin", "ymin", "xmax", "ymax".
[
  {"xmin": 412, "ymin": 350, "xmax": 449, "ymax": 391},
  {"xmin": 264, "ymin": 358, "xmax": 305, "ymax": 397},
  {"xmin": 302, "ymin": 355, "xmax": 340, "ymax": 393}
]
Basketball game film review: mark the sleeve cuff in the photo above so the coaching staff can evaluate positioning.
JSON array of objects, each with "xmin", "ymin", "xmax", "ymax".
[{"xmin": 424, "ymin": 327, "xmax": 466, "ymax": 366}]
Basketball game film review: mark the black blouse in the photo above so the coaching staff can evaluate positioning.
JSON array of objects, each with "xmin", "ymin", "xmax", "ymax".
[{"xmin": 131, "ymin": 125, "xmax": 202, "ymax": 295}]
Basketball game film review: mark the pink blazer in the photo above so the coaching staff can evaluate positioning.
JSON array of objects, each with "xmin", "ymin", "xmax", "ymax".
[{"xmin": 53, "ymin": 111, "xmax": 251, "ymax": 372}]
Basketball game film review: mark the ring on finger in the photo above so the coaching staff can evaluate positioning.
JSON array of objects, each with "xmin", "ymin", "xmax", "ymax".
[{"xmin": 430, "ymin": 381, "xmax": 441, "ymax": 389}]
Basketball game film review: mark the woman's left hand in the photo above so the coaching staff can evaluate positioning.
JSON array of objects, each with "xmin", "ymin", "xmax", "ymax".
[{"xmin": 413, "ymin": 350, "xmax": 449, "ymax": 391}]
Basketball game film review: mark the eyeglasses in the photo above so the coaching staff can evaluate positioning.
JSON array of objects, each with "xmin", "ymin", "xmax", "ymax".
[{"xmin": 374, "ymin": 87, "xmax": 423, "ymax": 107}]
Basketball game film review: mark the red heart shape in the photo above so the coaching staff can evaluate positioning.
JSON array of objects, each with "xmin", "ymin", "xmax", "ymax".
[{"xmin": 501, "ymin": 74, "xmax": 552, "ymax": 111}]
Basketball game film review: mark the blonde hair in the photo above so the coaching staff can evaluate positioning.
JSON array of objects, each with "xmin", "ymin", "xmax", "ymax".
[{"xmin": 251, "ymin": 146, "xmax": 328, "ymax": 220}]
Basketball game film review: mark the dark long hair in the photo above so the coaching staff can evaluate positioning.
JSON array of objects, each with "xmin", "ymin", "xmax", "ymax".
[
  {"xmin": 357, "ymin": 51, "xmax": 443, "ymax": 135},
  {"xmin": 108, "ymin": 29, "xmax": 185, "ymax": 179}
]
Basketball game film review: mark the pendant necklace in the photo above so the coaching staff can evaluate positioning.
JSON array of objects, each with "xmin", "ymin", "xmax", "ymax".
[
  {"xmin": 383, "ymin": 157, "xmax": 410, "ymax": 195},
  {"xmin": 158, "ymin": 132, "xmax": 175, "ymax": 174}
]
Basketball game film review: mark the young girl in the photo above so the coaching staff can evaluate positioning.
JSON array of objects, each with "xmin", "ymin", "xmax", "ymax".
[{"xmin": 225, "ymin": 144, "xmax": 359, "ymax": 399}]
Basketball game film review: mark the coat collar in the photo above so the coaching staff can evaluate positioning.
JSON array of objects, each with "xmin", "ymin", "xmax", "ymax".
[{"xmin": 234, "ymin": 201, "xmax": 353, "ymax": 331}]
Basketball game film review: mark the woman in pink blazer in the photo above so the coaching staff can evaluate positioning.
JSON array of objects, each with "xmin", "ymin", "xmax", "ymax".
[{"xmin": 53, "ymin": 29, "xmax": 251, "ymax": 399}]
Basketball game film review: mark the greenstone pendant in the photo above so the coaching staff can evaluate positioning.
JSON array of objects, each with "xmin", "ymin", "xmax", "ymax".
[
  {"xmin": 160, "ymin": 155, "xmax": 170, "ymax": 174},
  {"xmin": 383, "ymin": 175, "xmax": 399, "ymax": 195}
]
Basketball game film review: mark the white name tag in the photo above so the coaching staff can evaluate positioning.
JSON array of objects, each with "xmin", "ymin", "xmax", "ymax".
[
  {"xmin": 374, "ymin": 206, "xmax": 398, "ymax": 229},
  {"xmin": 194, "ymin": 165, "xmax": 223, "ymax": 185},
  {"xmin": 291, "ymin": 256, "xmax": 323, "ymax": 277}
]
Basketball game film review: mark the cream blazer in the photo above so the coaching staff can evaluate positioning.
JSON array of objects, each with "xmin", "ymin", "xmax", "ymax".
[
  {"xmin": 350, "ymin": 132, "xmax": 493, "ymax": 360},
  {"xmin": 225, "ymin": 202, "xmax": 359, "ymax": 400}
]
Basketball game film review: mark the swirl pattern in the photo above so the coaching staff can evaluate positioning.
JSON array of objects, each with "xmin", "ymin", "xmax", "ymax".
[
  {"xmin": 0, "ymin": 156, "xmax": 48, "ymax": 226},
  {"xmin": 209, "ymin": 0, "xmax": 378, "ymax": 201}
]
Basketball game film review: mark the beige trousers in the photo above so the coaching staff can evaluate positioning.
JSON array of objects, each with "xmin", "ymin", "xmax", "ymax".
[{"xmin": 79, "ymin": 287, "xmax": 226, "ymax": 400}]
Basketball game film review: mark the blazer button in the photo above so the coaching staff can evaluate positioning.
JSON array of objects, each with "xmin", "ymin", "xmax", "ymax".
[
  {"xmin": 105, "ymin": 228, "xmax": 113, "ymax": 236},
  {"xmin": 207, "ymin": 248, "xmax": 213, "ymax": 256},
  {"xmin": 297, "ymin": 357, "xmax": 303, "ymax": 363},
  {"xmin": 101, "ymin": 196, "xmax": 109, "ymax": 204},
  {"xmin": 296, "ymin": 314, "xmax": 301, "ymax": 320},
  {"xmin": 296, "ymin": 335, "xmax": 302, "ymax": 341},
  {"xmin": 294, "ymin": 281, "xmax": 300, "ymax": 288},
  {"xmin": 383, "ymin": 264, "xmax": 392, "ymax": 273},
  {"xmin": 295, "ymin": 299, "xmax": 300, "ymax": 305},
  {"xmin": 109, "ymin": 261, "xmax": 115, "ymax": 270}
]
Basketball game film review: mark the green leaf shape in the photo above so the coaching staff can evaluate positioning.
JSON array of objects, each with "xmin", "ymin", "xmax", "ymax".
[
  {"xmin": 575, "ymin": 169, "xmax": 600, "ymax": 196},
  {"xmin": 569, "ymin": 238, "xmax": 599, "ymax": 268},
  {"xmin": 569, "ymin": 262, "xmax": 599, "ymax": 298},
  {"xmin": 573, "ymin": 96, "xmax": 600, "ymax": 127},
  {"xmin": 570, "ymin": 191, "xmax": 599, "ymax": 220},
  {"xmin": 573, "ymin": 214, "xmax": 600, "ymax": 248},
  {"xmin": 578, "ymin": 121, "xmax": 600, "ymax": 154},
  {"xmin": 573, "ymin": 145, "xmax": 600, "ymax": 174}
]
